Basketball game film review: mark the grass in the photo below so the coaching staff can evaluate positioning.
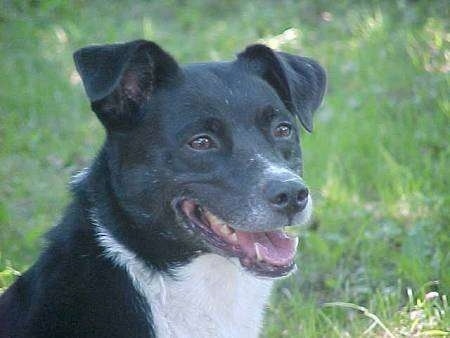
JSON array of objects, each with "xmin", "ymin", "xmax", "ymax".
[{"xmin": 0, "ymin": 0, "xmax": 449, "ymax": 336}]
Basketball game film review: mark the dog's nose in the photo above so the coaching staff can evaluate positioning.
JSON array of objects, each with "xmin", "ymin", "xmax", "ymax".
[{"xmin": 264, "ymin": 178, "xmax": 309, "ymax": 217}]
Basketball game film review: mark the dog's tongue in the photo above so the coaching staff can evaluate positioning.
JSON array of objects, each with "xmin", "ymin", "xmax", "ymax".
[{"xmin": 235, "ymin": 230, "xmax": 298, "ymax": 266}]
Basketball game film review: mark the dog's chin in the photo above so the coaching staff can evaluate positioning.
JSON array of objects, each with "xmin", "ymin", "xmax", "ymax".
[{"xmin": 175, "ymin": 199, "xmax": 299, "ymax": 278}]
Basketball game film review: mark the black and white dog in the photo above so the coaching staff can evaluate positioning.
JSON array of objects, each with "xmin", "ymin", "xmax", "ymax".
[{"xmin": 0, "ymin": 40, "xmax": 326, "ymax": 337}]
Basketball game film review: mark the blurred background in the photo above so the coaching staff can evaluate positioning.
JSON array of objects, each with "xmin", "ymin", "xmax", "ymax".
[{"xmin": 0, "ymin": 0, "xmax": 448, "ymax": 336}]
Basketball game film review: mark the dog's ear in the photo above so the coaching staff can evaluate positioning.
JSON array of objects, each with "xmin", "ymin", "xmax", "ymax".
[
  {"xmin": 74, "ymin": 40, "xmax": 180, "ymax": 130},
  {"xmin": 237, "ymin": 45, "xmax": 326, "ymax": 132}
]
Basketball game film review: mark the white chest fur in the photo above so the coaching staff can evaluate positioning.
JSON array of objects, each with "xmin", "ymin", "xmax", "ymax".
[
  {"xmin": 151, "ymin": 254, "xmax": 273, "ymax": 338},
  {"xmin": 95, "ymin": 225, "xmax": 274, "ymax": 338}
]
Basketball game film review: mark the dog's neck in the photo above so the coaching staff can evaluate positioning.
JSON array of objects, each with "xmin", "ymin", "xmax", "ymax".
[{"xmin": 95, "ymin": 221, "xmax": 274, "ymax": 338}]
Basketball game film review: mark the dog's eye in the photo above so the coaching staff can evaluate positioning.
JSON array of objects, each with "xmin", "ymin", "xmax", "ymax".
[
  {"xmin": 188, "ymin": 135, "xmax": 216, "ymax": 150},
  {"xmin": 273, "ymin": 123, "xmax": 292, "ymax": 138}
]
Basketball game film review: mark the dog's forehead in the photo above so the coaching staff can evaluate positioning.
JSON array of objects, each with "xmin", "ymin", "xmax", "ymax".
[{"xmin": 157, "ymin": 62, "xmax": 284, "ymax": 128}]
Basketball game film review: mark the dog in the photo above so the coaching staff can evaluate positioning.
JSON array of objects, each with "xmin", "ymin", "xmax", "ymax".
[{"xmin": 0, "ymin": 40, "xmax": 326, "ymax": 337}]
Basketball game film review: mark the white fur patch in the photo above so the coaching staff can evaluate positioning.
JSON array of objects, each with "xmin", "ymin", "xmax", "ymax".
[
  {"xmin": 94, "ymin": 220, "xmax": 274, "ymax": 338},
  {"xmin": 154, "ymin": 254, "xmax": 273, "ymax": 338}
]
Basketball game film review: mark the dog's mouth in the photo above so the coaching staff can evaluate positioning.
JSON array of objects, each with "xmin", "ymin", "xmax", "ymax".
[{"xmin": 179, "ymin": 199, "xmax": 298, "ymax": 278}]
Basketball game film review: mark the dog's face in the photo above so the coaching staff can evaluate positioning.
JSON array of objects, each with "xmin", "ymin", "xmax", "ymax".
[{"xmin": 74, "ymin": 40, "xmax": 326, "ymax": 278}]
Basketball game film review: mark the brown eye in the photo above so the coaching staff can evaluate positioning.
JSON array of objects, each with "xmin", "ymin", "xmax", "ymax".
[
  {"xmin": 273, "ymin": 123, "xmax": 292, "ymax": 138},
  {"xmin": 188, "ymin": 135, "xmax": 216, "ymax": 150}
]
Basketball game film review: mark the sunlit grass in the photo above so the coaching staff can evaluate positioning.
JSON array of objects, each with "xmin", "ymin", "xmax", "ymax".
[{"xmin": 0, "ymin": 263, "xmax": 21, "ymax": 294}]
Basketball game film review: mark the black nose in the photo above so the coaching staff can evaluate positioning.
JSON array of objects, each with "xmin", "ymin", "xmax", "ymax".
[{"xmin": 264, "ymin": 178, "xmax": 309, "ymax": 217}]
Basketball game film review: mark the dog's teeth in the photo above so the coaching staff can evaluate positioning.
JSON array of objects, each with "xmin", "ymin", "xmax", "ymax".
[
  {"xmin": 228, "ymin": 232, "xmax": 238, "ymax": 244},
  {"xmin": 204, "ymin": 210, "xmax": 219, "ymax": 223},
  {"xmin": 204, "ymin": 210, "xmax": 229, "ymax": 228},
  {"xmin": 254, "ymin": 244, "xmax": 263, "ymax": 262},
  {"xmin": 220, "ymin": 224, "xmax": 232, "ymax": 235}
]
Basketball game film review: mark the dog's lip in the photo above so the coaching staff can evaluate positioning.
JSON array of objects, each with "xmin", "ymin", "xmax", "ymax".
[{"xmin": 177, "ymin": 199, "xmax": 298, "ymax": 278}]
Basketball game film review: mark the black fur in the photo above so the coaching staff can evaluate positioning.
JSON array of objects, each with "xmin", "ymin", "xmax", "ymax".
[{"xmin": 0, "ymin": 40, "xmax": 326, "ymax": 337}]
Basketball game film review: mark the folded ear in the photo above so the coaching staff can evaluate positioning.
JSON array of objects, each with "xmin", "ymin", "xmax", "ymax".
[
  {"xmin": 74, "ymin": 40, "xmax": 180, "ymax": 130},
  {"xmin": 237, "ymin": 45, "xmax": 326, "ymax": 132}
]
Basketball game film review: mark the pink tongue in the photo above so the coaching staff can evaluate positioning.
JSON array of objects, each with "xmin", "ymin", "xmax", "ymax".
[{"xmin": 235, "ymin": 230, "xmax": 298, "ymax": 266}]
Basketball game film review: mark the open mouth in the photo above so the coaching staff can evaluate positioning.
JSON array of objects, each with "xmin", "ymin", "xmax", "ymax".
[{"xmin": 179, "ymin": 199, "xmax": 298, "ymax": 278}]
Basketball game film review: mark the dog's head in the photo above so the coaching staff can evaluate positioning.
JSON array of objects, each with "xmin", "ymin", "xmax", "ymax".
[{"xmin": 74, "ymin": 40, "xmax": 326, "ymax": 278}]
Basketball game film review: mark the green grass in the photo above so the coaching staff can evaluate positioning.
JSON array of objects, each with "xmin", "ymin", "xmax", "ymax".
[{"xmin": 0, "ymin": 0, "xmax": 449, "ymax": 336}]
